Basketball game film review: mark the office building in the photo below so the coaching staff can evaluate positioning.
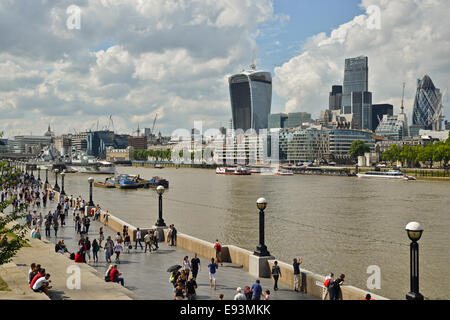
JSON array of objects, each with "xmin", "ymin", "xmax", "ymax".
[
  {"xmin": 229, "ymin": 67, "xmax": 272, "ymax": 132},
  {"xmin": 342, "ymin": 56, "xmax": 369, "ymax": 114},
  {"xmin": 375, "ymin": 113, "xmax": 409, "ymax": 140},
  {"xmin": 329, "ymin": 85, "xmax": 343, "ymax": 111},
  {"xmin": 268, "ymin": 112, "xmax": 312, "ymax": 129},
  {"xmin": 412, "ymin": 75, "xmax": 445, "ymax": 131},
  {"xmin": 87, "ymin": 131, "xmax": 129, "ymax": 159},
  {"xmin": 372, "ymin": 104, "xmax": 393, "ymax": 131},
  {"xmin": 128, "ymin": 136, "xmax": 147, "ymax": 150},
  {"xmin": 10, "ymin": 135, "xmax": 52, "ymax": 154}
]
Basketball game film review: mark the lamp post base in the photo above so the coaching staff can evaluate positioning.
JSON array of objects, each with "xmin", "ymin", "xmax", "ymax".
[
  {"xmin": 54, "ymin": 185, "xmax": 60, "ymax": 192},
  {"xmin": 406, "ymin": 292, "xmax": 424, "ymax": 300},
  {"xmin": 253, "ymin": 244, "xmax": 271, "ymax": 257},
  {"xmin": 155, "ymin": 219, "xmax": 166, "ymax": 227}
]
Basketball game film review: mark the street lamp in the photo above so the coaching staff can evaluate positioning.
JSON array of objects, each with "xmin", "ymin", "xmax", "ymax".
[
  {"xmin": 60, "ymin": 172, "xmax": 66, "ymax": 196},
  {"xmin": 254, "ymin": 197, "xmax": 270, "ymax": 257},
  {"xmin": 37, "ymin": 167, "xmax": 41, "ymax": 181},
  {"xmin": 45, "ymin": 167, "xmax": 49, "ymax": 187},
  {"xmin": 88, "ymin": 177, "xmax": 95, "ymax": 207},
  {"xmin": 54, "ymin": 169, "xmax": 60, "ymax": 192},
  {"xmin": 155, "ymin": 185, "xmax": 166, "ymax": 227},
  {"xmin": 405, "ymin": 221, "xmax": 424, "ymax": 300}
]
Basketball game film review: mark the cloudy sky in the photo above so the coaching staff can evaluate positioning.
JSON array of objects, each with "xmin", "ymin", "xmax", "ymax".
[{"xmin": 1, "ymin": 0, "xmax": 449, "ymax": 138}]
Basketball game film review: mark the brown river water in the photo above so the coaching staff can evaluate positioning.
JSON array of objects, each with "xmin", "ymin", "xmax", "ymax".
[{"xmin": 57, "ymin": 166, "xmax": 450, "ymax": 300}]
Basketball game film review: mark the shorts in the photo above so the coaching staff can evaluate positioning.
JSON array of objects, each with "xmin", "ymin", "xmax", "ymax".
[
  {"xmin": 33, "ymin": 287, "xmax": 44, "ymax": 293},
  {"xmin": 216, "ymin": 251, "xmax": 221, "ymax": 259},
  {"xmin": 209, "ymin": 272, "xmax": 216, "ymax": 280}
]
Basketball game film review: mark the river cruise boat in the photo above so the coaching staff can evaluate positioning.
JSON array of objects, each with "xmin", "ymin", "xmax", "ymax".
[
  {"xmin": 273, "ymin": 170, "xmax": 294, "ymax": 176},
  {"xmin": 357, "ymin": 170, "xmax": 416, "ymax": 180},
  {"xmin": 216, "ymin": 167, "xmax": 251, "ymax": 175}
]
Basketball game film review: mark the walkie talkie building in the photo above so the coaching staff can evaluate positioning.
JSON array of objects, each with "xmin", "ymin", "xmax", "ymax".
[
  {"xmin": 229, "ymin": 69, "xmax": 272, "ymax": 132},
  {"xmin": 412, "ymin": 75, "xmax": 444, "ymax": 131}
]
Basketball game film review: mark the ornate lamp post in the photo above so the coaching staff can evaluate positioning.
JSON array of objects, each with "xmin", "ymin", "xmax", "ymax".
[
  {"xmin": 254, "ymin": 198, "xmax": 270, "ymax": 257},
  {"xmin": 38, "ymin": 167, "xmax": 41, "ymax": 181},
  {"xmin": 54, "ymin": 169, "xmax": 60, "ymax": 192},
  {"xmin": 88, "ymin": 177, "xmax": 95, "ymax": 207},
  {"xmin": 60, "ymin": 172, "xmax": 66, "ymax": 196},
  {"xmin": 45, "ymin": 168, "xmax": 49, "ymax": 187},
  {"xmin": 405, "ymin": 221, "xmax": 424, "ymax": 300},
  {"xmin": 155, "ymin": 185, "xmax": 166, "ymax": 227}
]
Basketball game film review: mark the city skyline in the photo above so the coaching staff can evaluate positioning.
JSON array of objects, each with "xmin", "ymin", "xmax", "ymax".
[{"xmin": 1, "ymin": 0, "xmax": 449, "ymax": 138}]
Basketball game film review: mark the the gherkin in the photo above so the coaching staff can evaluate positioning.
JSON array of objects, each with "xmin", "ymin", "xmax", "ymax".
[{"xmin": 412, "ymin": 75, "xmax": 444, "ymax": 131}]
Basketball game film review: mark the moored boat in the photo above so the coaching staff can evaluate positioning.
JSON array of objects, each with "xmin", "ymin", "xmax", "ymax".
[{"xmin": 216, "ymin": 167, "xmax": 251, "ymax": 175}]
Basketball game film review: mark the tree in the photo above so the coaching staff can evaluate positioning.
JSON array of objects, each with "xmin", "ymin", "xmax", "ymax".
[
  {"xmin": 0, "ymin": 160, "xmax": 28, "ymax": 264},
  {"xmin": 348, "ymin": 140, "xmax": 370, "ymax": 160}
]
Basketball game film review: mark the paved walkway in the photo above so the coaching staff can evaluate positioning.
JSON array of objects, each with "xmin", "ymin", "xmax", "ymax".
[{"xmin": 38, "ymin": 199, "xmax": 316, "ymax": 300}]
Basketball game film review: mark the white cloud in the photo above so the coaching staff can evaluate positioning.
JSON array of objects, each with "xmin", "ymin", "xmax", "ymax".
[
  {"xmin": 0, "ymin": 0, "xmax": 274, "ymax": 137},
  {"xmin": 274, "ymin": 0, "xmax": 450, "ymax": 122}
]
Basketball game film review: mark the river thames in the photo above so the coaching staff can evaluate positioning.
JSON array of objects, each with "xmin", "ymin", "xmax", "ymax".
[{"xmin": 59, "ymin": 166, "xmax": 450, "ymax": 300}]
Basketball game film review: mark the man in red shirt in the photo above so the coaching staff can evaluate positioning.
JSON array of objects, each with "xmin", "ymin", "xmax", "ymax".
[
  {"xmin": 30, "ymin": 268, "xmax": 45, "ymax": 289},
  {"xmin": 110, "ymin": 265, "xmax": 124, "ymax": 286},
  {"xmin": 214, "ymin": 239, "xmax": 223, "ymax": 266}
]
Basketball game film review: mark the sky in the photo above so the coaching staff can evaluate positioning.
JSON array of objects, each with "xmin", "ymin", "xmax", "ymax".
[{"xmin": 0, "ymin": 0, "xmax": 449, "ymax": 138}]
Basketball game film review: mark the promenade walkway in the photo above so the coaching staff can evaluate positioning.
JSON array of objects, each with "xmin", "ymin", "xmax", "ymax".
[{"xmin": 28, "ymin": 199, "xmax": 316, "ymax": 300}]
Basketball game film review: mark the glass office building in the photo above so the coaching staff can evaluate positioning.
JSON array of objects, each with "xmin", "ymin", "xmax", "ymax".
[
  {"xmin": 372, "ymin": 104, "xmax": 393, "ymax": 131},
  {"xmin": 329, "ymin": 85, "xmax": 343, "ymax": 111},
  {"xmin": 375, "ymin": 114, "xmax": 409, "ymax": 140},
  {"xmin": 229, "ymin": 70, "xmax": 272, "ymax": 132},
  {"xmin": 268, "ymin": 112, "xmax": 312, "ymax": 129},
  {"xmin": 342, "ymin": 56, "xmax": 369, "ymax": 114},
  {"xmin": 412, "ymin": 75, "xmax": 444, "ymax": 131}
]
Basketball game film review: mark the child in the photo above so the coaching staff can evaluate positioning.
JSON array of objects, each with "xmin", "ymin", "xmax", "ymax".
[{"xmin": 114, "ymin": 241, "xmax": 122, "ymax": 263}]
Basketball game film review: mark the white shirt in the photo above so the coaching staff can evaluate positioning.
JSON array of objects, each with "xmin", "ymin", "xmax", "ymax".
[
  {"xmin": 32, "ymin": 277, "xmax": 47, "ymax": 290},
  {"xmin": 234, "ymin": 293, "xmax": 246, "ymax": 300}
]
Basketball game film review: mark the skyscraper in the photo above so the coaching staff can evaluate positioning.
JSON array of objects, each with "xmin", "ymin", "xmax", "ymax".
[
  {"xmin": 329, "ymin": 85, "xmax": 342, "ymax": 111},
  {"xmin": 372, "ymin": 104, "xmax": 393, "ymax": 131},
  {"xmin": 412, "ymin": 75, "xmax": 444, "ymax": 131},
  {"xmin": 341, "ymin": 56, "xmax": 372, "ymax": 130},
  {"xmin": 229, "ymin": 67, "xmax": 272, "ymax": 132}
]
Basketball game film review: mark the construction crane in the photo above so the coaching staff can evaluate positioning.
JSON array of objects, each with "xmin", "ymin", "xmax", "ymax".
[
  {"xmin": 150, "ymin": 113, "xmax": 158, "ymax": 143},
  {"xmin": 400, "ymin": 82, "xmax": 406, "ymax": 114},
  {"xmin": 108, "ymin": 115, "xmax": 115, "ymax": 132}
]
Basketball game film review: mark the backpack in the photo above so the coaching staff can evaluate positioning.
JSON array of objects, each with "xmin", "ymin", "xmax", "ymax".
[
  {"xmin": 70, "ymin": 253, "xmax": 75, "ymax": 260},
  {"xmin": 324, "ymin": 279, "xmax": 330, "ymax": 288}
]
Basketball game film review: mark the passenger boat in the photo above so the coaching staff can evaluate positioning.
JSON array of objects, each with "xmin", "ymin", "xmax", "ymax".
[
  {"xmin": 357, "ymin": 170, "xmax": 416, "ymax": 180},
  {"xmin": 94, "ymin": 180, "xmax": 115, "ymax": 188},
  {"xmin": 112, "ymin": 174, "xmax": 141, "ymax": 189},
  {"xmin": 216, "ymin": 167, "xmax": 251, "ymax": 175}
]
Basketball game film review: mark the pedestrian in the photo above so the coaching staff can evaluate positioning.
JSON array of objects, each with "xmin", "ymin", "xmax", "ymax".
[
  {"xmin": 364, "ymin": 293, "xmax": 375, "ymax": 300},
  {"xmin": 170, "ymin": 224, "xmax": 177, "ymax": 246},
  {"xmin": 234, "ymin": 287, "xmax": 246, "ymax": 300},
  {"xmin": 250, "ymin": 279, "xmax": 263, "ymax": 300},
  {"xmin": 92, "ymin": 239, "xmax": 100, "ymax": 263},
  {"xmin": 110, "ymin": 265, "xmax": 124, "ymax": 286},
  {"xmin": 44, "ymin": 217, "xmax": 51, "ymax": 237},
  {"xmin": 124, "ymin": 234, "xmax": 131, "ymax": 253},
  {"xmin": 323, "ymin": 272, "xmax": 334, "ymax": 300},
  {"xmin": 174, "ymin": 281, "xmax": 185, "ymax": 300},
  {"xmin": 182, "ymin": 256, "xmax": 191, "ymax": 278},
  {"xmin": 329, "ymin": 274, "xmax": 345, "ymax": 300},
  {"xmin": 263, "ymin": 289, "xmax": 270, "ymax": 300},
  {"xmin": 271, "ymin": 261, "xmax": 282, "ymax": 291},
  {"xmin": 99, "ymin": 227, "xmax": 104, "ymax": 246},
  {"xmin": 208, "ymin": 257, "xmax": 218, "ymax": 290},
  {"xmin": 293, "ymin": 257, "xmax": 303, "ymax": 292},
  {"xmin": 214, "ymin": 239, "xmax": 223, "ymax": 266},
  {"xmin": 135, "ymin": 228, "xmax": 143, "ymax": 250},
  {"xmin": 32, "ymin": 273, "xmax": 52, "ymax": 296},
  {"xmin": 144, "ymin": 231, "xmax": 152, "ymax": 253},
  {"xmin": 218, "ymin": 294, "xmax": 224, "ymax": 300},
  {"xmin": 167, "ymin": 225, "xmax": 172, "ymax": 244},
  {"xmin": 185, "ymin": 276, "xmax": 198, "ymax": 300},
  {"xmin": 84, "ymin": 216, "xmax": 90, "ymax": 234},
  {"xmin": 190, "ymin": 253, "xmax": 201, "ymax": 280},
  {"xmin": 104, "ymin": 236, "xmax": 114, "ymax": 263},
  {"xmin": 85, "ymin": 236, "xmax": 91, "ymax": 262},
  {"xmin": 114, "ymin": 241, "xmax": 122, "ymax": 263}
]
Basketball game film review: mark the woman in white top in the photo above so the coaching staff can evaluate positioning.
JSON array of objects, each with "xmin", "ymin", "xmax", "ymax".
[{"xmin": 182, "ymin": 256, "xmax": 191, "ymax": 278}]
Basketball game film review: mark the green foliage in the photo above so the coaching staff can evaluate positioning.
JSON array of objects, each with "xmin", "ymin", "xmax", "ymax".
[
  {"xmin": 132, "ymin": 149, "xmax": 172, "ymax": 161},
  {"xmin": 348, "ymin": 140, "xmax": 370, "ymax": 159},
  {"xmin": 0, "ymin": 161, "xmax": 28, "ymax": 265},
  {"xmin": 382, "ymin": 139, "xmax": 450, "ymax": 168}
]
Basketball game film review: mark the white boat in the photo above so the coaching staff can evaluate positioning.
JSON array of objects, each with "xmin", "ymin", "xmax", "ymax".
[
  {"xmin": 216, "ymin": 167, "xmax": 251, "ymax": 175},
  {"xmin": 357, "ymin": 170, "xmax": 415, "ymax": 180},
  {"xmin": 273, "ymin": 170, "xmax": 294, "ymax": 176}
]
